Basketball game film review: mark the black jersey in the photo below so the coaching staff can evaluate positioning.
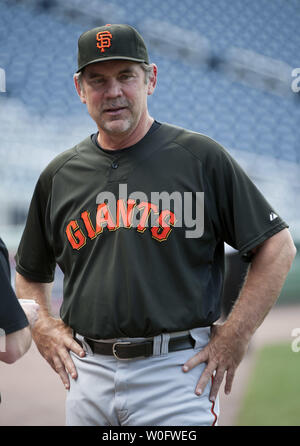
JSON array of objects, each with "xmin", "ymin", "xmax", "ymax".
[
  {"xmin": 0, "ymin": 238, "xmax": 29, "ymax": 335},
  {"xmin": 15, "ymin": 123, "xmax": 287, "ymax": 339}
]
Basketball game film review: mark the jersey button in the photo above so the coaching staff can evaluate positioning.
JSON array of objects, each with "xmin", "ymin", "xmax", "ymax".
[{"xmin": 111, "ymin": 160, "xmax": 119, "ymax": 169}]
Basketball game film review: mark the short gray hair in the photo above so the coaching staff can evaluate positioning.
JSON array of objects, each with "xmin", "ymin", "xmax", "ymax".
[{"xmin": 140, "ymin": 63, "xmax": 153, "ymax": 84}]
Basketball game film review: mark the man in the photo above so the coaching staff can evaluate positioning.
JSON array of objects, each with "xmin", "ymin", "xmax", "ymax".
[
  {"xmin": 15, "ymin": 24, "xmax": 296, "ymax": 426},
  {"xmin": 0, "ymin": 237, "xmax": 39, "ymax": 364}
]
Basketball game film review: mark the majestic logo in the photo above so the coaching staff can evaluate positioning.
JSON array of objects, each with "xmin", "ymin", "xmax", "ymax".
[
  {"xmin": 270, "ymin": 211, "xmax": 278, "ymax": 221},
  {"xmin": 96, "ymin": 30, "xmax": 112, "ymax": 53}
]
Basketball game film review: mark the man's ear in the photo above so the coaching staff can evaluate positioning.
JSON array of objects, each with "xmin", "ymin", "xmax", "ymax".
[
  {"xmin": 74, "ymin": 74, "xmax": 86, "ymax": 104},
  {"xmin": 147, "ymin": 64, "xmax": 158, "ymax": 96}
]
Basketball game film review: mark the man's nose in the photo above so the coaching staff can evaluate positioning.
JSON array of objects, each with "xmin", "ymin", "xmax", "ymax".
[{"xmin": 104, "ymin": 78, "xmax": 123, "ymax": 98}]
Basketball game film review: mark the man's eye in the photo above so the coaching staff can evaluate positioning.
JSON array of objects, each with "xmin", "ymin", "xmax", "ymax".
[
  {"xmin": 89, "ymin": 77, "xmax": 105, "ymax": 85},
  {"xmin": 120, "ymin": 74, "xmax": 133, "ymax": 81}
]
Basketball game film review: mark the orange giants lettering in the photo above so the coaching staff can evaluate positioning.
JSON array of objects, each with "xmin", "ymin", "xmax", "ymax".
[
  {"xmin": 65, "ymin": 220, "xmax": 86, "ymax": 250},
  {"xmin": 151, "ymin": 209, "xmax": 176, "ymax": 242},
  {"xmin": 96, "ymin": 203, "xmax": 116, "ymax": 234},
  {"xmin": 136, "ymin": 202, "xmax": 158, "ymax": 233},
  {"xmin": 115, "ymin": 198, "xmax": 136, "ymax": 229},
  {"xmin": 81, "ymin": 211, "xmax": 96, "ymax": 239},
  {"xmin": 65, "ymin": 200, "xmax": 176, "ymax": 251}
]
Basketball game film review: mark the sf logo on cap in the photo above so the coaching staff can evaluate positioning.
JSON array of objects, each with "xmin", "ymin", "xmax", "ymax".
[{"xmin": 96, "ymin": 30, "xmax": 112, "ymax": 53}]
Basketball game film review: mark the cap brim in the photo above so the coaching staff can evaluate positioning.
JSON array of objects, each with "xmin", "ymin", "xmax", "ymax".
[{"xmin": 76, "ymin": 56, "xmax": 148, "ymax": 73}]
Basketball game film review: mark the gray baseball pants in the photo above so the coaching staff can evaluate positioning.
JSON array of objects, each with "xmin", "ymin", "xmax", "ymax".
[{"xmin": 66, "ymin": 327, "xmax": 219, "ymax": 426}]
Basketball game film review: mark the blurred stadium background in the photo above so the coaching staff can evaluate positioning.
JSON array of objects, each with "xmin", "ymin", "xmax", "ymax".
[{"xmin": 0, "ymin": 0, "xmax": 299, "ymax": 309}]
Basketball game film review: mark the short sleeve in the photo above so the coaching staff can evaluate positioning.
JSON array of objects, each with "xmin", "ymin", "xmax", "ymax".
[
  {"xmin": 0, "ymin": 238, "xmax": 29, "ymax": 335},
  {"xmin": 15, "ymin": 172, "xmax": 56, "ymax": 283},
  {"xmin": 210, "ymin": 147, "xmax": 288, "ymax": 259}
]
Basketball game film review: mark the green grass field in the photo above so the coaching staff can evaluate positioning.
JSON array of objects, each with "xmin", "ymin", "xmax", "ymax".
[{"xmin": 236, "ymin": 343, "xmax": 300, "ymax": 426}]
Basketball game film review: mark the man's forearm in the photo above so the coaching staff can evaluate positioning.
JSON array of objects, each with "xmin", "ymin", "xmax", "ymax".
[
  {"xmin": 15, "ymin": 271, "xmax": 85, "ymax": 388},
  {"xmin": 183, "ymin": 229, "xmax": 296, "ymax": 399},
  {"xmin": 15, "ymin": 272, "xmax": 53, "ymax": 319},
  {"xmin": 224, "ymin": 228, "xmax": 297, "ymax": 341}
]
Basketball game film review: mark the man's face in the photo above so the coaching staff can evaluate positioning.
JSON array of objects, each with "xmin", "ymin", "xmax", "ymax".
[{"xmin": 76, "ymin": 60, "xmax": 155, "ymax": 138}]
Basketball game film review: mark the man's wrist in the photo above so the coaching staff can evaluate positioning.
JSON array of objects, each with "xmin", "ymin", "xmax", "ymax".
[{"xmin": 220, "ymin": 313, "xmax": 254, "ymax": 344}]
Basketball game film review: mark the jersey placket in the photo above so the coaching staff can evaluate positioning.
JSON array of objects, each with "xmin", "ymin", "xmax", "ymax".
[{"xmin": 108, "ymin": 157, "xmax": 127, "ymax": 183}]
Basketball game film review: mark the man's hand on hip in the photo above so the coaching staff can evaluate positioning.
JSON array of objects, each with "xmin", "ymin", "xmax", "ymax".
[
  {"xmin": 32, "ymin": 317, "xmax": 85, "ymax": 389},
  {"xmin": 182, "ymin": 230, "xmax": 297, "ymax": 402},
  {"xmin": 182, "ymin": 323, "xmax": 249, "ymax": 402}
]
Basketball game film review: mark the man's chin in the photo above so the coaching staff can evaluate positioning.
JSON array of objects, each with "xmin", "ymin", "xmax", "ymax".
[{"xmin": 101, "ymin": 119, "xmax": 132, "ymax": 136}]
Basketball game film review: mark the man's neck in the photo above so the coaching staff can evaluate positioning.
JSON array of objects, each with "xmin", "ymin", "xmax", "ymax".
[{"xmin": 97, "ymin": 115, "xmax": 154, "ymax": 151}]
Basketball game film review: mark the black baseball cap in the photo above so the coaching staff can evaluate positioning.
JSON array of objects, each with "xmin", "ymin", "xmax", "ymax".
[{"xmin": 76, "ymin": 24, "xmax": 149, "ymax": 73}]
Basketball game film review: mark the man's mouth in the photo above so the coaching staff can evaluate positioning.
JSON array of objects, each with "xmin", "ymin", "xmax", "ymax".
[{"xmin": 103, "ymin": 106, "xmax": 128, "ymax": 116}]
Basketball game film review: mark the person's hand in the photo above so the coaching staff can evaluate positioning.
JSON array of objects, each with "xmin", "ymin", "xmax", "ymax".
[
  {"xmin": 18, "ymin": 299, "xmax": 40, "ymax": 328},
  {"xmin": 31, "ymin": 316, "xmax": 85, "ymax": 389},
  {"xmin": 182, "ymin": 323, "xmax": 250, "ymax": 402}
]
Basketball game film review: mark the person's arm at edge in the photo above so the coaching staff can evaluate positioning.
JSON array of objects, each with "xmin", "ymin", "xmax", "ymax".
[
  {"xmin": 0, "ymin": 326, "xmax": 32, "ymax": 364},
  {"xmin": 183, "ymin": 228, "xmax": 297, "ymax": 400},
  {"xmin": 15, "ymin": 272, "xmax": 85, "ymax": 389}
]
